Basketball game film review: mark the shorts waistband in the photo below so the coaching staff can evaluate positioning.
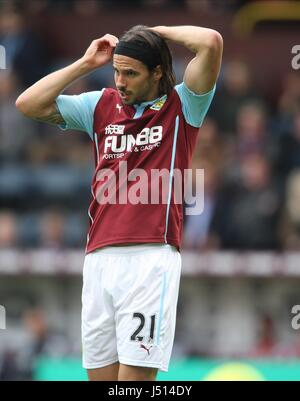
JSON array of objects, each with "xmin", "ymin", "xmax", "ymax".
[{"xmin": 92, "ymin": 243, "xmax": 174, "ymax": 255}]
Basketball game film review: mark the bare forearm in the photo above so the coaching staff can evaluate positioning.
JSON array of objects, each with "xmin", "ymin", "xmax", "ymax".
[
  {"xmin": 16, "ymin": 34, "xmax": 118, "ymax": 124},
  {"xmin": 15, "ymin": 58, "xmax": 92, "ymax": 117},
  {"xmin": 152, "ymin": 25, "xmax": 223, "ymax": 94},
  {"xmin": 152, "ymin": 25, "xmax": 222, "ymax": 54}
]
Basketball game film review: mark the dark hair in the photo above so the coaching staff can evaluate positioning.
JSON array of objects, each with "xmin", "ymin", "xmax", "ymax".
[{"xmin": 120, "ymin": 25, "xmax": 176, "ymax": 96}]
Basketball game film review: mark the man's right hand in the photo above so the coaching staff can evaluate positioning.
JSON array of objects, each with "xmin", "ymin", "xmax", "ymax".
[
  {"xmin": 82, "ymin": 34, "xmax": 119, "ymax": 71},
  {"xmin": 15, "ymin": 34, "xmax": 119, "ymax": 123}
]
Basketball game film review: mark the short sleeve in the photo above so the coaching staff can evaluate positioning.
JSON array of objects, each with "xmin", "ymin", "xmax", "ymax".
[
  {"xmin": 55, "ymin": 90, "xmax": 105, "ymax": 140},
  {"xmin": 175, "ymin": 82, "xmax": 216, "ymax": 128}
]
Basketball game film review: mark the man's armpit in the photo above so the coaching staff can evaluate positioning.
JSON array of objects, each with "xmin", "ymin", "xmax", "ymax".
[{"xmin": 34, "ymin": 103, "xmax": 65, "ymax": 126}]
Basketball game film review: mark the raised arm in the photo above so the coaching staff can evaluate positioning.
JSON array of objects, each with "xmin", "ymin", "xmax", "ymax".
[
  {"xmin": 15, "ymin": 34, "xmax": 119, "ymax": 124},
  {"xmin": 150, "ymin": 26, "xmax": 223, "ymax": 94}
]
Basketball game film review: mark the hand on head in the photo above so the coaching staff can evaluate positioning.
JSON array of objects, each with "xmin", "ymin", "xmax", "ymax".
[{"xmin": 82, "ymin": 34, "xmax": 119, "ymax": 70}]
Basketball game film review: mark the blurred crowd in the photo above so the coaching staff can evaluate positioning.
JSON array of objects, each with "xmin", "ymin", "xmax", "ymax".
[
  {"xmin": 0, "ymin": 5, "xmax": 300, "ymax": 253},
  {"xmin": 184, "ymin": 63, "xmax": 300, "ymax": 251},
  {"xmin": 0, "ymin": 307, "xmax": 71, "ymax": 380},
  {"xmin": 1, "ymin": 1, "xmax": 300, "ymax": 381},
  {"xmin": 0, "ymin": 0, "xmax": 256, "ymax": 15}
]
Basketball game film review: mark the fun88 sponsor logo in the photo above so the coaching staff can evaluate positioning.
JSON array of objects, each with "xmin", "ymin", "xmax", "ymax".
[
  {"xmin": 105, "ymin": 124, "xmax": 125, "ymax": 135},
  {"xmin": 104, "ymin": 126, "xmax": 162, "ymax": 154}
]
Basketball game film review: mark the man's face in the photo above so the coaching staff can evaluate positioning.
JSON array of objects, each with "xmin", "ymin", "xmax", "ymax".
[{"xmin": 113, "ymin": 54, "xmax": 160, "ymax": 105}]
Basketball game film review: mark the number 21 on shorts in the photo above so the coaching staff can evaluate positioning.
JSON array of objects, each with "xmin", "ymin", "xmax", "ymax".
[{"xmin": 130, "ymin": 312, "xmax": 156, "ymax": 343}]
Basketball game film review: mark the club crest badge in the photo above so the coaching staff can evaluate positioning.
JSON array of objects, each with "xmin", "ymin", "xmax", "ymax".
[{"xmin": 150, "ymin": 95, "xmax": 167, "ymax": 111}]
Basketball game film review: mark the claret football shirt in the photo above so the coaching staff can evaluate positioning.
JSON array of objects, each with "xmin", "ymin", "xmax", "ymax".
[{"xmin": 56, "ymin": 82, "xmax": 215, "ymax": 253}]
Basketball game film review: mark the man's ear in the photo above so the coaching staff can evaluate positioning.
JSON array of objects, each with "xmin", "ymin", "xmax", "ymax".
[{"xmin": 153, "ymin": 65, "xmax": 163, "ymax": 81}]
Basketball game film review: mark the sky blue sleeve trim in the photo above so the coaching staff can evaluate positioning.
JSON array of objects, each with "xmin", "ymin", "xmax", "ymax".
[
  {"xmin": 55, "ymin": 89, "xmax": 105, "ymax": 140},
  {"xmin": 165, "ymin": 115, "xmax": 179, "ymax": 243},
  {"xmin": 175, "ymin": 82, "xmax": 216, "ymax": 128}
]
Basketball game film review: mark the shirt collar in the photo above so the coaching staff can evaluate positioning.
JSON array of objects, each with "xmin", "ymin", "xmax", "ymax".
[{"xmin": 133, "ymin": 94, "xmax": 166, "ymax": 109}]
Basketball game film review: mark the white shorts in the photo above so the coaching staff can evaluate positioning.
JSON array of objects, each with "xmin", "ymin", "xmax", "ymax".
[{"xmin": 81, "ymin": 243, "xmax": 181, "ymax": 372}]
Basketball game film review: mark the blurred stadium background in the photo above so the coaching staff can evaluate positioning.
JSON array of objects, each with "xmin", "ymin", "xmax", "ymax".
[{"xmin": 0, "ymin": 0, "xmax": 300, "ymax": 381}]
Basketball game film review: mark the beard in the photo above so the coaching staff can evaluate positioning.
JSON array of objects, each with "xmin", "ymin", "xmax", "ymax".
[{"xmin": 119, "ymin": 78, "xmax": 156, "ymax": 106}]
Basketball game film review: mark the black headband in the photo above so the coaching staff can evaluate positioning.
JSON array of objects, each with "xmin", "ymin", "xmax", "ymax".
[{"xmin": 114, "ymin": 40, "xmax": 161, "ymax": 70}]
